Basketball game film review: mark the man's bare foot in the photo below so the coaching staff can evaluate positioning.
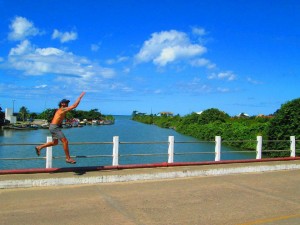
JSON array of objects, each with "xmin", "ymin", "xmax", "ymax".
[
  {"xmin": 66, "ymin": 158, "xmax": 76, "ymax": 164},
  {"xmin": 35, "ymin": 147, "xmax": 41, "ymax": 156}
]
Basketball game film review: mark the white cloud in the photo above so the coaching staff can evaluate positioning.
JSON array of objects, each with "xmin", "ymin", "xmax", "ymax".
[
  {"xmin": 135, "ymin": 30, "xmax": 207, "ymax": 66},
  {"xmin": 8, "ymin": 16, "xmax": 41, "ymax": 41},
  {"xmin": 9, "ymin": 40, "xmax": 33, "ymax": 55},
  {"xmin": 35, "ymin": 47, "xmax": 64, "ymax": 56},
  {"xmin": 52, "ymin": 29, "xmax": 78, "ymax": 43},
  {"xmin": 2, "ymin": 17, "xmax": 133, "ymax": 97},
  {"xmin": 35, "ymin": 84, "xmax": 47, "ymax": 89},
  {"xmin": 247, "ymin": 77, "xmax": 263, "ymax": 85},
  {"xmin": 190, "ymin": 58, "xmax": 216, "ymax": 69},
  {"xmin": 192, "ymin": 27, "xmax": 207, "ymax": 36},
  {"xmin": 121, "ymin": 86, "xmax": 134, "ymax": 92},
  {"xmin": 8, "ymin": 40, "xmax": 115, "ymax": 78},
  {"xmin": 208, "ymin": 71, "xmax": 236, "ymax": 81},
  {"xmin": 106, "ymin": 56, "xmax": 129, "ymax": 65},
  {"xmin": 177, "ymin": 77, "xmax": 212, "ymax": 93}
]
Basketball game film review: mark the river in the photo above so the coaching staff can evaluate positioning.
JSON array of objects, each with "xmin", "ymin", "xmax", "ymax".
[{"xmin": 0, "ymin": 115, "xmax": 255, "ymax": 170}]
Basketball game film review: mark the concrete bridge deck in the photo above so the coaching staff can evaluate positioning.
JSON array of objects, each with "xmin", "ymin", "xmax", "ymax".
[{"xmin": 0, "ymin": 160, "xmax": 300, "ymax": 225}]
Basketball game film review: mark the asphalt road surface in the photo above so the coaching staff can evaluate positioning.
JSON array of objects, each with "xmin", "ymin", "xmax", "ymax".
[{"xmin": 1, "ymin": 169, "xmax": 300, "ymax": 225}]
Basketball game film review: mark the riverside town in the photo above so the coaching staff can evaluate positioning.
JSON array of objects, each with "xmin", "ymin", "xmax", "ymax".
[{"xmin": 0, "ymin": 106, "xmax": 114, "ymax": 130}]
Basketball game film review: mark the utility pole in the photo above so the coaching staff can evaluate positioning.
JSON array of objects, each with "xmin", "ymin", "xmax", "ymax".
[{"xmin": 12, "ymin": 100, "xmax": 15, "ymax": 115}]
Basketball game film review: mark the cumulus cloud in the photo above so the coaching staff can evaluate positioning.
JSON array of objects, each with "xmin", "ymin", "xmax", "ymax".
[
  {"xmin": 9, "ymin": 40, "xmax": 34, "ymax": 55},
  {"xmin": 208, "ymin": 71, "xmax": 236, "ymax": 81},
  {"xmin": 190, "ymin": 58, "xmax": 216, "ymax": 69},
  {"xmin": 8, "ymin": 40, "xmax": 115, "ymax": 78},
  {"xmin": 52, "ymin": 29, "xmax": 78, "ymax": 43},
  {"xmin": 135, "ymin": 30, "xmax": 207, "ymax": 66},
  {"xmin": 8, "ymin": 16, "xmax": 41, "ymax": 41},
  {"xmin": 2, "ymin": 16, "xmax": 129, "ymax": 97}
]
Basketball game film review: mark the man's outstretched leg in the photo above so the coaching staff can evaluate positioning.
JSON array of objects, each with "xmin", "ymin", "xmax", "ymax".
[{"xmin": 35, "ymin": 139, "xmax": 59, "ymax": 156}]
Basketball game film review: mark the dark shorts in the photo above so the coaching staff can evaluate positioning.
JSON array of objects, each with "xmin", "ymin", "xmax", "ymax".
[{"xmin": 49, "ymin": 124, "xmax": 65, "ymax": 140}]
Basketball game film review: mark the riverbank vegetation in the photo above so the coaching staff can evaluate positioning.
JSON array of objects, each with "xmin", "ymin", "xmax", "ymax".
[
  {"xmin": 36, "ymin": 108, "xmax": 114, "ymax": 123},
  {"xmin": 0, "ymin": 107, "xmax": 114, "ymax": 126},
  {"xmin": 132, "ymin": 98, "xmax": 300, "ymax": 157}
]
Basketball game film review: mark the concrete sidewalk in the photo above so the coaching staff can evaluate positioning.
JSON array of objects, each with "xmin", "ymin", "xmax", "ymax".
[
  {"xmin": 1, "ymin": 160, "xmax": 300, "ymax": 189},
  {"xmin": 0, "ymin": 160, "xmax": 300, "ymax": 225}
]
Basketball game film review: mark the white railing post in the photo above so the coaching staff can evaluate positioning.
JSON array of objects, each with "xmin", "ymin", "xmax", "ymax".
[
  {"xmin": 256, "ymin": 136, "xmax": 262, "ymax": 159},
  {"xmin": 168, "ymin": 136, "xmax": 174, "ymax": 163},
  {"xmin": 290, "ymin": 136, "xmax": 296, "ymax": 157},
  {"xmin": 46, "ymin": 136, "xmax": 53, "ymax": 168},
  {"xmin": 215, "ymin": 136, "xmax": 221, "ymax": 161},
  {"xmin": 112, "ymin": 136, "xmax": 119, "ymax": 166}
]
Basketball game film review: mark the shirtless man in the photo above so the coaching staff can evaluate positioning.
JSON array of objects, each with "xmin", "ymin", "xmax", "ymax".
[{"xmin": 35, "ymin": 92, "xmax": 85, "ymax": 164}]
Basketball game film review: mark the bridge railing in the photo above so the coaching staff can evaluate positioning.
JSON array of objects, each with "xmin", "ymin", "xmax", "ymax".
[{"xmin": 0, "ymin": 135, "xmax": 299, "ymax": 169}]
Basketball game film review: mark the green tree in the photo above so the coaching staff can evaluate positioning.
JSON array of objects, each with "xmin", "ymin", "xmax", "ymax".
[
  {"xmin": 134, "ymin": 108, "xmax": 272, "ymax": 153},
  {"xmin": 85, "ymin": 109, "xmax": 102, "ymax": 120},
  {"xmin": 266, "ymin": 98, "xmax": 300, "ymax": 156},
  {"xmin": 181, "ymin": 112, "xmax": 201, "ymax": 125},
  {"xmin": 37, "ymin": 108, "xmax": 57, "ymax": 122},
  {"xmin": 268, "ymin": 98, "xmax": 300, "ymax": 140},
  {"xmin": 18, "ymin": 106, "xmax": 29, "ymax": 121},
  {"xmin": 198, "ymin": 108, "xmax": 230, "ymax": 125},
  {"xmin": 29, "ymin": 112, "xmax": 38, "ymax": 120}
]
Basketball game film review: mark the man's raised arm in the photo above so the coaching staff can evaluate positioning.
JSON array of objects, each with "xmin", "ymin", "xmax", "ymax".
[{"xmin": 69, "ymin": 92, "xmax": 86, "ymax": 110}]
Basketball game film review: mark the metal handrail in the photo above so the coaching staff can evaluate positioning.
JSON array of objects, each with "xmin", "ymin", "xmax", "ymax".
[{"xmin": 0, "ymin": 136, "xmax": 299, "ymax": 169}]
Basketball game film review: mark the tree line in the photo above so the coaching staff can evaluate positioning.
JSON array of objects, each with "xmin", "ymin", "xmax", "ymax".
[
  {"xmin": 132, "ymin": 98, "xmax": 300, "ymax": 157},
  {"xmin": 37, "ymin": 108, "xmax": 114, "ymax": 122},
  {"xmin": 0, "ymin": 106, "xmax": 114, "ymax": 125}
]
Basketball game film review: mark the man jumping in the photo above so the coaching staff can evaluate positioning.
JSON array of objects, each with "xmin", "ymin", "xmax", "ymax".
[{"xmin": 35, "ymin": 92, "xmax": 86, "ymax": 164}]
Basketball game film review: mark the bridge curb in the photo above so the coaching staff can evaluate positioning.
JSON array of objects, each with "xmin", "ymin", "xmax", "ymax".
[{"xmin": 1, "ymin": 160, "xmax": 300, "ymax": 189}]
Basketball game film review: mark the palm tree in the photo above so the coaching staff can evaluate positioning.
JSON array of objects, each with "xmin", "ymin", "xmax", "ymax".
[{"xmin": 19, "ymin": 106, "xmax": 29, "ymax": 122}]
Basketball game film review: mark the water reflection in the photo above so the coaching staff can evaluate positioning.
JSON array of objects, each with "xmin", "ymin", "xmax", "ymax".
[{"xmin": 1, "ymin": 129, "xmax": 14, "ymax": 137}]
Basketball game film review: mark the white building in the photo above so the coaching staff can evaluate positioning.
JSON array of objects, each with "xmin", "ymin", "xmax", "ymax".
[{"xmin": 5, "ymin": 108, "xmax": 17, "ymax": 124}]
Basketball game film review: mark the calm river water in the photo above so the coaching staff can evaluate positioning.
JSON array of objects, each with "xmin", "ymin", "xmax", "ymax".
[{"xmin": 0, "ymin": 115, "xmax": 255, "ymax": 170}]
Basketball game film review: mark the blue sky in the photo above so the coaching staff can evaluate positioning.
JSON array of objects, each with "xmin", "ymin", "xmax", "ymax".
[{"xmin": 0, "ymin": 0, "xmax": 299, "ymax": 116}]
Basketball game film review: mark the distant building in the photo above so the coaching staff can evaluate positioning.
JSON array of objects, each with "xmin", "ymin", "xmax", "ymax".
[
  {"xmin": 132, "ymin": 111, "xmax": 146, "ymax": 116},
  {"xmin": 5, "ymin": 108, "xmax": 17, "ymax": 124},
  {"xmin": 159, "ymin": 112, "xmax": 173, "ymax": 116},
  {"xmin": 256, "ymin": 114, "xmax": 274, "ymax": 119},
  {"xmin": 236, "ymin": 113, "xmax": 250, "ymax": 118}
]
